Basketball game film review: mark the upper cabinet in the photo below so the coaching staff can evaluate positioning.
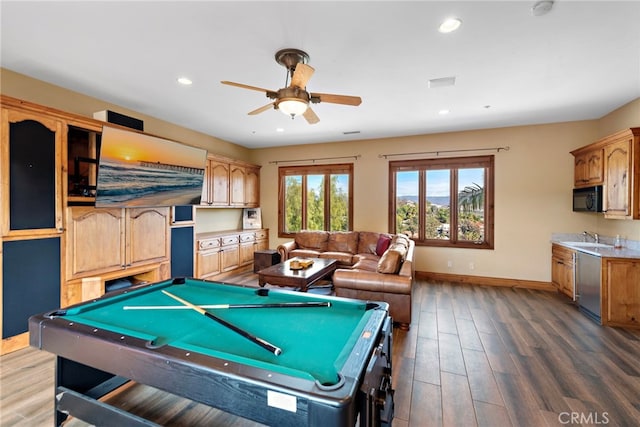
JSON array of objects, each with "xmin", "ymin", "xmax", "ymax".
[
  {"xmin": 203, "ymin": 158, "xmax": 231, "ymax": 206},
  {"xmin": 604, "ymin": 137, "xmax": 632, "ymax": 218},
  {"xmin": 230, "ymin": 164, "xmax": 260, "ymax": 207},
  {"xmin": 572, "ymin": 147, "xmax": 603, "ymax": 187},
  {"xmin": 201, "ymin": 154, "xmax": 260, "ymax": 208},
  {"xmin": 572, "ymin": 128, "xmax": 640, "ymax": 219},
  {"xmin": 1, "ymin": 108, "xmax": 64, "ymax": 237}
]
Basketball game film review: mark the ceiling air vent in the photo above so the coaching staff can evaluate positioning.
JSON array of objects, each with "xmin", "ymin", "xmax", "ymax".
[{"xmin": 428, "ymin": 76, "xmax": 456, "ymax": 89}]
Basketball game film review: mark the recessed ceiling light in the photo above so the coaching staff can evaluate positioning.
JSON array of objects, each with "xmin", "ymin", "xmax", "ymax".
[
  {"xmin": 439, "ymin": 18, "xmax": 462, "ymax": 33},
  {"xmin": 177, "ymin": 77, "xmax": 193, "ymax": 85},
  {"xmin": 276, "ymin": 128, "xmax": 284, "ymax": 133},
  {"xmin": 439, "ymin": 109, "xmax": 450, "ymax": 115}
]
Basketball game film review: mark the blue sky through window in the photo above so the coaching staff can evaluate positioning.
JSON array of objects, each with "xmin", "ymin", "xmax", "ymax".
[{"xmin": 396, "ymin": 168, "xmax": 484, "ymax": 197}]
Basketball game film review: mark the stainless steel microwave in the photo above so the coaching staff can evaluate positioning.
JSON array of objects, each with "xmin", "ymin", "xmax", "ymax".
[{"xmin": 573, "ymin": 186, "xmax": 603, "ymax": 212}]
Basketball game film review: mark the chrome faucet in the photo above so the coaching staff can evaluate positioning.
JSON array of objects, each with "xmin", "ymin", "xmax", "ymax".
[{"xmin": 583, "ymin": 231, "xmax": 599, "ymax": 243}]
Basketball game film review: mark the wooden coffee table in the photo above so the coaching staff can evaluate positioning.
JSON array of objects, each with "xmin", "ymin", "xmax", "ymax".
[{"xmin": 257, "ymin": 258, "xmax": 337, "ymax": 292}]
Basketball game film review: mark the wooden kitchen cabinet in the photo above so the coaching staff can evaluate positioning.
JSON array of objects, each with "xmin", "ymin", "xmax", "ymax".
[
  {"xmin": 572, "ymin": 147, "xmax": 603, "ymax": 187},
  {"xmin": 66, "ymin": 206, "xmax": 170, "ymax": 279},
  {"xmin": 255, "ymin": 228, "xmax": 269, "ymax": 252},
  {"xmin": 603, "ymin": 136, "xmax": 632, "ymax": 218},
  {"xmin": 571, "ymin": 128, "xmax": 640, "ymax": 219},
  {"xmin": 201, "ymin": 155, "xmax": 260, "ymax": 208},
  {"xmin": 195, "ymin": 236, "xmax": 222, "ymax": 279},
  {"xmin": 202, "ymin": 158, "xmax": 230, "ymax": 206},
  {"xmin": 239, "ymin": 229, "xmax": 268, "ymax": 266},
  {"xmin": 126, "ymin": 207, "xmax": 171, "ymax": 267},
  {"xmin": 230, "ymin": 164, "xmax": 260, "ymax": 207},
  {"xmin": 551, "ymin": 244, "xmax": 575, "ymax": 299},
  {"xmin": 240, "ymin": 232, "xmax": 257, "ymax": 266},
  {"xmin": 220, "ymin": 234, "xmax": 240, "ymax": 272},
  {"xmin": 602, "ymin": 258, "xmax": 640, "ymax": 328},
  {"xmin": 196, "ymin": 229, "xmax": 268, "ymax": 279}
]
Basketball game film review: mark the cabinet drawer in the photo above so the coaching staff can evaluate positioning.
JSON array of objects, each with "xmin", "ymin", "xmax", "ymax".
[
  {"xmin": 199, "ymin": 238, "xmax": 221, "ymax": 250},
  {"xmin": 221, "ymin": 235, "xmax": 240, "ymax": 246},
  {"xmin": 255, "ymin": 229, "xmax": 268, "ymax": 240},
  {"xmin": 240, "ymin": 232, "xmax": 256, "ymax": 243},
  {"xmin": 552, "ymin": 244, "xmax": 575, "ymax": 261}
]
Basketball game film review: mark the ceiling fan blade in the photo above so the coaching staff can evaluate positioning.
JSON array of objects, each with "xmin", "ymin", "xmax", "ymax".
[
  {"xmin": 303, "ymin": 107, "xmax": 320, "ymax": 124},
  {"xmin": 248, "ymin": 103, "xmax": 275, "ymax": 115},
  {"xmin": 290, "ymin": 63, "xmax": 315, "ymax": 89},
  {"xmin": 310, "ymin": 92, "xmax": 362, "ymax": 106},
  {"xmin": 221, "ymin": 81, "xmax": 277, "ymax": 96}
]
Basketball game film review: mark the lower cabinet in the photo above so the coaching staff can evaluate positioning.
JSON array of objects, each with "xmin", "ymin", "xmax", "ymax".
[
  {"xmin": 66, "ymin": 206, "xmax": 170, "ymax": 279},
  {"xmin": 602, "ymin": 258, "xmax": 640, "ymax": 327},
  {"xmin": 196, "ymin": 229, "xmax": 268, "ymax": 280},
  {"xmin": 551, "ymin": 244, "xmax": 575, "ymax": 299},
  {"xmin": 220, "ymin": 235, "xmax": 240, "ymax": 272},
  {"xmin": 63, "ymin": 206, "xmax": 171, "ymax": 307},
  {"xmin": 1, "ymin": 237, "xmax": 61, "ymax": 354}
]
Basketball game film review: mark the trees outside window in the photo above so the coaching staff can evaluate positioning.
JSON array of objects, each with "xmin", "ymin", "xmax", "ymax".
[
  {"xmin": 279, "ymin": 164, "xmax": 353, "ymax": 237},
  {"xmin": 390, "ymin": 155, "xmax": 494, "ymax": 249}
]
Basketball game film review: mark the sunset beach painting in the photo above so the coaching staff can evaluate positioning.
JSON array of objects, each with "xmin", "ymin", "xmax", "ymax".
[{"xmin": 96, "ymin": 126, "xmax": 207, "ymax": 207}]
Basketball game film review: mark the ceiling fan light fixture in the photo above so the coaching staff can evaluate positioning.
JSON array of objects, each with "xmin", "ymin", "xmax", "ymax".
[{"xmin": 277, "ymin": 99, "xmax": 309, "ymax": 118}]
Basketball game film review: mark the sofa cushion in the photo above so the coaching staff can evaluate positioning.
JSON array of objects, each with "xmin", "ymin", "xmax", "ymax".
[
  {"xmin": 354, "ymin": 252, "xmax": 380, "ymax": 263},
  {"xmin": 375, "ymin": 235, "xmax": 392, "ymax": 256},
  {"xmin": 289, "ymin": 249, "xmax": 322, "ymax": 259},
  {"xmin": 377, "ymin": 246, "xmax": 406, "ymax": 274},
  {"xmin": 319, "ymin": 252, "xmax": 354, "ymax": 266},
  {"xmin": 357, "ymin": 231, "xmax": 381, "ymax": 254},
  {"xmin": 327, "ymin": 231, "xmax": 359, "ymax": 254},
  {"xmin": 352, "ymin": 258, "xmax": 379, "ymax": 272},
  {"xmin": 295, "ymin": 230, "xmax": 329, "ymax": 251}
]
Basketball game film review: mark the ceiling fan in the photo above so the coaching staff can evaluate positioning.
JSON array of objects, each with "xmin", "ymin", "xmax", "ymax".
[{"xmin": 221, "ymin": 48, "xmax": 362, "ymax": 124}]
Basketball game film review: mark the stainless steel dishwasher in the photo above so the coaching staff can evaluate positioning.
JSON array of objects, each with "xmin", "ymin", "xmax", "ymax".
[{"xmin": 576, "ymin": 251, "xmax": 602, "ymax": 323}]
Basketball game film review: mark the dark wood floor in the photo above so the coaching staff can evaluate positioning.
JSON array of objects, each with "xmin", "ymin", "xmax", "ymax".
[{"xmin": 2, "ymin": 275, "xmax": 640, "ymax": 426}]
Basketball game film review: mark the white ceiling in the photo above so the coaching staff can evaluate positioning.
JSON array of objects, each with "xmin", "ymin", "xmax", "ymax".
[{"xmin": 2, "ymin": 1, "xmax": 639, "ymax": 149}]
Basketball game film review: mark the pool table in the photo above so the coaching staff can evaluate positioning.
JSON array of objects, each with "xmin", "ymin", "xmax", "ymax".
[{"xmin": 29, "ymin": 278, "xmax": 394, "ymax": 427}]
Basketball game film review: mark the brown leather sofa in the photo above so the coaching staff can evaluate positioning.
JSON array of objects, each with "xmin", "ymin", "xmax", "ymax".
[{"xmin": 276, "ymin": 230, "xmax": 414, "ymax": 330}]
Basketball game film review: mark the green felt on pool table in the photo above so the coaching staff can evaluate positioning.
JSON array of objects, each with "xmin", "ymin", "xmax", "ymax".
[{"xmin": 61, "ymin": 279, "xmax": 375, "ymax": 385}]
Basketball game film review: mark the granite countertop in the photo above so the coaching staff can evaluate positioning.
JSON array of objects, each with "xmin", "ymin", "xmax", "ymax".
[{"xmin": 551, "ymin": 233, "xmax": 640, "ymax": 259}]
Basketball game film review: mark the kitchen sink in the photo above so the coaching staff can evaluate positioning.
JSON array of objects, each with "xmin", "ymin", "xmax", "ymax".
[{"xmin": 560, "ymin": 241, "xmax": 614, "ymax": 248}]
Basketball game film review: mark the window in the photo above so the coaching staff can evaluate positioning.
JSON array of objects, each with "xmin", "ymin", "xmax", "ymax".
[
  {"xmin": 278, "ymin": 164, "xmax": 353, "ymax": 237},
  {"xmin": 389, "ymin": 155, "xmax": 494, "ymax": 248}
]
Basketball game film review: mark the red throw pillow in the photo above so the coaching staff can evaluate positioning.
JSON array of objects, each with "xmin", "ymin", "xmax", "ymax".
[{"xmin": 375, "ymin": 235, "xmax": 392, "ymax": 256}]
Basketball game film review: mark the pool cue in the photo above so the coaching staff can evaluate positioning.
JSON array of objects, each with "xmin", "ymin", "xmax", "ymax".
[
  {"xmin": 161, "ymin": 290, "xmax": 282, "ymax": 356},
  {"xmin": 123, "ymin": 301, "xmax": 331, "ymax": 310}
]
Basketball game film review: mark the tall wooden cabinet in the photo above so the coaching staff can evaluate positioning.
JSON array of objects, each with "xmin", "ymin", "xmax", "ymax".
[{"xmin": 1, "ymin": 102, "xmax": 65, "ymax": 354}]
